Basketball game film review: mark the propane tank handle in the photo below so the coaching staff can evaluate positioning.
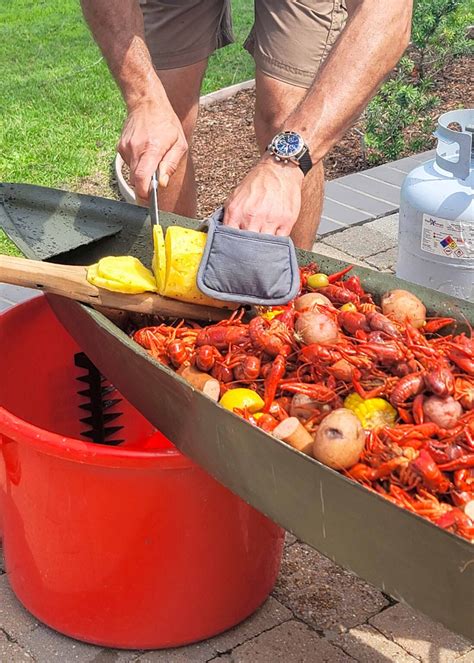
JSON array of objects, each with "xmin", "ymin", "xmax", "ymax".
[{"xmin": 434, "ymin": 109, "xmax": 473, "ymax": 180}]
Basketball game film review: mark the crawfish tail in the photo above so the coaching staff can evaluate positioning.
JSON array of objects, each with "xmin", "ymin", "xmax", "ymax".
[
  {"xmin": 280, "ymin": 382, "xmax": 337, "ymax": 403},
  {"xmin": 338, "ymin": 310, "xmax": 370, "ymax": 335},
  {"xmin": 196, "ymin": 325, "xmax": 249, "ymax": 349},
  {"xmin": 365, "ymin": 311, "xmax": 401, "ymax": 338},
  {"xmin": 358, "ymin": 341, "xmax": 404, "ymax": 365},
  {"xmin": 166, "ymin": 339, "xmax": 190, "ymax": 367},
  {"xmin": 344, "ymin": 275, "xmax": 366, "ymax": 297},
  {"xmin": 435, "ymin": 508, "xmax": 474, "ymax": 539},
  {"xmin": 448, "ymin": 349, "xmax": 474, "ymax": 376},
  {"xmin": 195, "ymin": 345, "xmax": 219, "ymax": 372},
  {"xmin": 264, "ymin": 354, "xmax": 287, "ymax": 411},
  {"xmin": 438, "ymin": 455, "xmax": 474, "ymax": 471},
  {"xmin": 274, "ymin": 307, "xmax": 296, "ymax": 330},
  {"xmin": 409, "ymin": 449, "xmax": 451, "ymax": 493},
  {"xmin": 317, "ymin": 285, "xmax": 359, "ymax": 305},
  {"xmin": 300, "ymin": 343, "xmax": 343, "ymax": 365},
  {"xmin": 390, "ymin": 373, "xmax": 425, "ymax": 407},
  {"xmin": 234, "ymin": 355, "xmax": 261, "ymax": 382},
  {"xmin": 211, "ymin": 363, "xmax": 234, "ymax": 383}
]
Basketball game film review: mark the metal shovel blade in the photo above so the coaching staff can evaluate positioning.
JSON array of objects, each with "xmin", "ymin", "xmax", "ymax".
[{"xmin": 0, "ymin": 183, "xmax": 123, "ymax": 260}]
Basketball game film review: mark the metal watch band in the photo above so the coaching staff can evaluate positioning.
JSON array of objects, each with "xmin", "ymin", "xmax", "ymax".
[{"xmin": 298, "ymin": 150, "xmax": 313, "ymax": 176}]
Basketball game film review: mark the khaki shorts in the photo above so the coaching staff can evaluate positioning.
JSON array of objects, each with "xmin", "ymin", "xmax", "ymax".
[{"xmin": 140, "ymin": 0, "xmax": 347, "ymax": 89}]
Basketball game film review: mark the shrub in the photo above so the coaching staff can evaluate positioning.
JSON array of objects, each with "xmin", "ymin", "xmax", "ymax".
[
  {"xmin": 362, "ymin": 0, "xmax": 472, "ymax": 165},
  {"xmin": 411, "ymin": 0, "xmax": 471, "ymax": 79},
  {"xmin": 363, "ymin": 59, "xmax": 439, "ymax": 164}
]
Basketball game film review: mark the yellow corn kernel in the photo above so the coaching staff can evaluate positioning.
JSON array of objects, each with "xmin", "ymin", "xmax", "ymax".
[
  {"xmin": 344, "ymin": 393, "xmax": 397, "ymax": 429},
  {"xmin": 344, "ymin": 392, "xmax": 364, "ymax": 410}
]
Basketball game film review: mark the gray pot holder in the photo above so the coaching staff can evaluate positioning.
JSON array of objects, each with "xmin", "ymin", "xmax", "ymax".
[{"xmin": 197, "ymin": 207, "xmax": 300, "ymax": 306}]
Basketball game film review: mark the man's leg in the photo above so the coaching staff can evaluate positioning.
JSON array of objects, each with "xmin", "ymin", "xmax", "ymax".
[
  {"xmin": 244, "ymin": 0, "xmax": 347, "ymax": 248},
  {"xmin": 154, "ymin": 59, "xmax": 208, "ymax": 217},
  {"xmin": 140, "ymin": 0, "xmax": 233, "ymax": 216},
  {"xmin": 254, "ymin": 70, "xmax": 324, "ymax": 251}
]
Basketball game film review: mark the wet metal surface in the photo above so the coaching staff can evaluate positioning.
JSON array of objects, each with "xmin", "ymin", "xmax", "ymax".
[{"xmin": 0, "ymin": 183, "xmax": 122, "ymax": 260}]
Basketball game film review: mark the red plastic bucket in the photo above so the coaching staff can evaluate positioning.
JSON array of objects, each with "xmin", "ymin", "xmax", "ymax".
[{"xmin": 0, "ymin": 297, "xmax": 283, "ymax": 649}]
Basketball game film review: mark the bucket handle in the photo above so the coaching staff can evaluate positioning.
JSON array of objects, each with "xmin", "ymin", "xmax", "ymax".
[{"xmin": 434, "ymin": 109, "xmax": 473, "ymax": 180}]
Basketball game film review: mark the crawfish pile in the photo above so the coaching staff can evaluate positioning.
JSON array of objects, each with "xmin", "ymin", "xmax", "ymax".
[{"xmin": 132, "ymin": 264, "xmax": 474, "ymax": 542}]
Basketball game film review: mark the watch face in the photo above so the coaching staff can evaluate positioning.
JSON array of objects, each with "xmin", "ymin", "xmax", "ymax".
[{"xmin": 273, "ymin": 132, "xmax": 304, "ymax": 158}]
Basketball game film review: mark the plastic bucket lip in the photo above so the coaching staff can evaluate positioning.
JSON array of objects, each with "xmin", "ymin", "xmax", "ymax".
[
  {"xmin": 0, "ymin": 406, "xmax": 193, "ymax": 470},
  {"xmin": 0, "ymin": 300, "xmax": 193, "ymax": 471}
]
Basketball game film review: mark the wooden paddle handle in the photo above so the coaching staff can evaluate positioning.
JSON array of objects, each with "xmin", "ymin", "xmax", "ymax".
[{"xmin": 0, "ymin": 255, "xmax": 230, "ymax": 322}]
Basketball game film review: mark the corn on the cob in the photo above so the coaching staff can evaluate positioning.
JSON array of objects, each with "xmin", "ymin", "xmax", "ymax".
[{"xmin": 344, "ymin": 393, "xmax": 397, "ymax": 429}]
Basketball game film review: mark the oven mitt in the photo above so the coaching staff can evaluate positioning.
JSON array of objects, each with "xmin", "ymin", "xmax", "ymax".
[{"xmin": 197, "ymin": 206, "xmax": 300, "ymax": 306}]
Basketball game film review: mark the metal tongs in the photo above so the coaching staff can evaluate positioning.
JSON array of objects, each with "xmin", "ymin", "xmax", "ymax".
[{"xmin": 150, "ymin": 171, "xmax": 160, "ymax": 232}]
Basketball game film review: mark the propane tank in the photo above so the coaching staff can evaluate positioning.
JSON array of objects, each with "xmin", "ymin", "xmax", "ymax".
[{"xmin": 397, "ymin": 109, "xmax": 474, "ymax": 302}]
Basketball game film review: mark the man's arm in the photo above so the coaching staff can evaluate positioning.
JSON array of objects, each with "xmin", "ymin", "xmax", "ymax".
[
  {"xmin": 285, "ymin": 0, "xmax": 412, "ymax": 164},
  {"xmin": 80, "ymin": 1, "xmax": 187, "ymax": 199},
  {"xmin": 224, "ymin": 0, "xmax": 413, "ymax": 234}
]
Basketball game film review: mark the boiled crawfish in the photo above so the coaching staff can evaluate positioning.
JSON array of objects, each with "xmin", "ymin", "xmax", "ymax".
[{"xmin": 130, "ymin": 263, "xmax": 474, "ymax": 542}]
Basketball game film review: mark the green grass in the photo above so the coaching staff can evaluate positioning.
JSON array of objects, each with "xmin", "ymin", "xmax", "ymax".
[
  {"xmin": 0, "ymin": 0, "xmax": 254, "ymax": 190},
  {"xmin": 0, "ymin": 229, "xmax": 21, "ymax": 256},
  {"xmin": 202, "ymin": 1, "xmax": 255, "ymax": 94},
  {"xmin": 0, "ymin": 0, "xmax": 253, "ymax": 255},
  {"xmin": 1, "ymin": 0, "xmax": 470, "ymax": 259},
  {"xmin": 1, "ymin": 1, "xmax": 121, "ymax": 188}
]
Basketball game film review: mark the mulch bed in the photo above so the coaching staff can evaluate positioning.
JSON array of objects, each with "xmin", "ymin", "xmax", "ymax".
[
  {"xmin": 74, "ymin": 56, "xmax": 472, "ymax": 217},
  {"xmin": 194, "ymin": 56, "xmax": 472, "ymax": 218}
]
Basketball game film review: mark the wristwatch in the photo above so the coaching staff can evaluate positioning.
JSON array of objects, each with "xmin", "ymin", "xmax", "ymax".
[{"xmin": 267, "ymin": 131, "xmax": 313, "ymax": 176}]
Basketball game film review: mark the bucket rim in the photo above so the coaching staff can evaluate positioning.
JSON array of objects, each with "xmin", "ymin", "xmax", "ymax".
[
  {"xmin": 0, "ymin": 299, "xmax": 193, "ymax": 470},
  {"xmin": 0, "ymin": 405, "xmax": 193, "ymax": 469}
]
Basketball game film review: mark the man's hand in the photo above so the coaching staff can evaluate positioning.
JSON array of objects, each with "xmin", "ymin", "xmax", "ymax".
[
  {"xmin": 81, "ymin": 0, "xmax": 188, "ymax": 200},
  {"xmin": 224, "ymin": 0, "xmax": 412, "ymax": 239},
  {"xmin": 224, "ymin": 157, "xmax": 304, "ymax": 235},
  {"xmin": 118, "ymin": 99, "xmax": 188, "ymax": 201}
]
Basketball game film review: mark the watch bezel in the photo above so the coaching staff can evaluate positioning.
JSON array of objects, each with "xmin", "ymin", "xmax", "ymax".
[
  {"xmin": 270, "ymin": 131, "xmax": 305, "ymax": 160},
  {"xmin": 267, "ymin": 130, "xmax": 313, "ymax": 175}
]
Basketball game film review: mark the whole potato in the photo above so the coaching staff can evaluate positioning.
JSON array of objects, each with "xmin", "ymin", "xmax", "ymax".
[
  {"xmin": 381, "ymin": 289, "xmax": 426, "ymax": 329},
  {"xmin": 294, "ymin": 292, "xmax": 334, "ymax": 312},
  {"xmin": 313, "ymin": 408, "xmax": 366, "ymax": 469},
  {"xmin": 422, "ymin": 395, "xmax": 463, "ymax": 429},
  {"xmin": 295, "ymin": 311, "xmax": 339, "ymax": 346}
]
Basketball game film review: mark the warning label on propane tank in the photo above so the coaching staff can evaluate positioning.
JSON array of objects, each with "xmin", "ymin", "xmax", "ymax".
[{"xmin": 421, "ymin": 213, "xmax": 474, "ymax": 259}]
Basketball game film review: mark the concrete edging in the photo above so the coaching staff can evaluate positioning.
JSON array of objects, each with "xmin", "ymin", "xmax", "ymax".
[
  {"xmin": 199, "ymin": 78, "xmax": 255, "ymax": 107},
  {"xmin": 115, "ymin": 79, "xmax": 255, "ymax": 204}
]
